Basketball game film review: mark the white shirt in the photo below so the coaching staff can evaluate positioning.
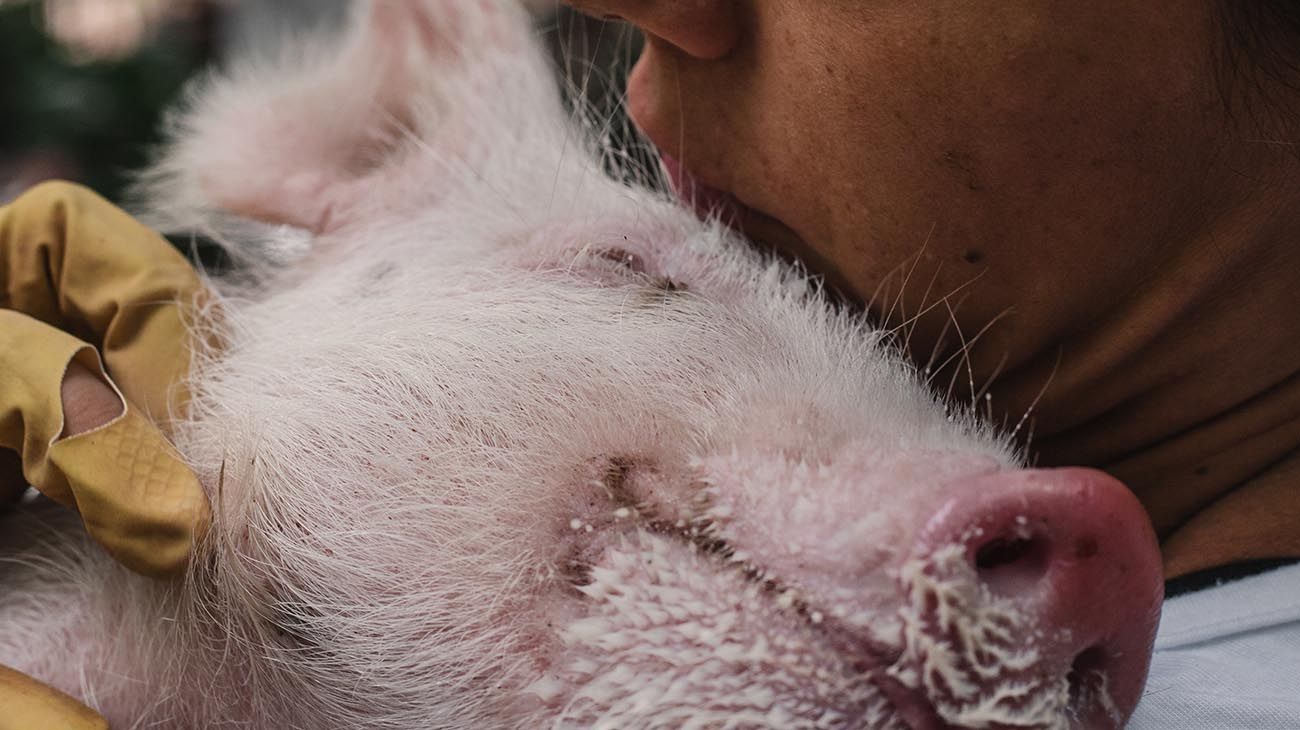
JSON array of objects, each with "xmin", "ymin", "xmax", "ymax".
[{"xmin": 1129, "ymin": 562, "xmax": 1300, "ymax": 728}]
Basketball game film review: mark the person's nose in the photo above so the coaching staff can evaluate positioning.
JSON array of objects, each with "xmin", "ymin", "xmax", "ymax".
[{"xmin": 563, "ymin": 1, "xmax": 741, "ymax": 60}]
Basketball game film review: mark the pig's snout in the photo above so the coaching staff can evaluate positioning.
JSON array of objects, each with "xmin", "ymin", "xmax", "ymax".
[{"xmin": 890, "ymin": 468, "xmax": 1163, "ymax": 729}]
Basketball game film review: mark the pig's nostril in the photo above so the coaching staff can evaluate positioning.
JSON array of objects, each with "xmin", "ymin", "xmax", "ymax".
[
  {"xmin": 916, "ymin": 469, "xmax": 1162, "ymax": 726},
  {"xmin": 1067, "ymin": 645, "xmax": 1110, "ymax": 717},
  {"xmin": 972, "ymin": 533, "xmax": 1050, "ymax": 596}
]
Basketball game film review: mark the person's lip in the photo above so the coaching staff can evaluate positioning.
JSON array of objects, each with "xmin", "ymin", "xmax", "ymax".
[
  {"xmin": 658, "ymin": 153, "xmax": 861, "ymax": 306},
  {"xmin": 659, "ymin": 153, "xmax": 745, "ymax": 225},
  {"xmin": 658, "ymin": 152, "xmax": 804, "ymax": 256}
]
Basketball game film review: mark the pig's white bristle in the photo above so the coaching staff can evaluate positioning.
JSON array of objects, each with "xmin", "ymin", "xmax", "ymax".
[
  {"xmin": 0, "ymin": 1, "xmax": 1023, "ymax": 728},
  {"xmin": 549, "ymin": 533, "xmax": 900, "ymax": 728},
  {"xmin": 891, "ymin": 544, "xmax": 1080, "ymax": 730}
]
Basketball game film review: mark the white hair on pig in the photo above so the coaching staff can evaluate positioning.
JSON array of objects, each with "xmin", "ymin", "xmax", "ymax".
[{"xmin": 1, "ymin": 1, "xmax": 1164, "ymax": 729}]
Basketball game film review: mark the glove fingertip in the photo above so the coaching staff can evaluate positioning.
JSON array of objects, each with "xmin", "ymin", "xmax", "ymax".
[{"xmin": 47, "ymin": 406, "xmax": 212, "ymax": 579}]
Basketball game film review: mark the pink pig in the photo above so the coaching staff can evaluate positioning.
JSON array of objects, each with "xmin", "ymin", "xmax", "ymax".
[{"xmin": 0, "ymin": 1, "xmax": 1162, "ymax": 728}]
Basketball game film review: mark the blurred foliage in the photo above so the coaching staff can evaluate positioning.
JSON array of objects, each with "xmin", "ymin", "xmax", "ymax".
[
  {"xmin": 0, "ymin": 3, "xmax": 645, "ymax": 206},
  {"xmin": 0, "ymin": 1, "xmax": 211, "ymax": 203}
]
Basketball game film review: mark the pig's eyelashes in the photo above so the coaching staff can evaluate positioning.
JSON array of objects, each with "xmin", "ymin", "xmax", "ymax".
[
  {"xmin": 591, "ymin": 247, "xmax": 647, "ymax": 274},
  {"xmin": 575, "ymin": 246, "xmax": 653, "ymax": 285},
  {"xmin": 599, "ymin": 455, "xmax": 640, "ymax": 505},
  {"xmin": 558, "ymin": 246, "xmax": 688, "ymax": 293}
]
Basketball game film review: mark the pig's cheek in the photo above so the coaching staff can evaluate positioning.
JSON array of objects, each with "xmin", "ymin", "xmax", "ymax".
[
  {"xmin": 687, "ymin": 448, "xmax": 1007, "ymax": 642},
  {"xmin": 528, "ymin": 532, "xmax": 897, "ymax": 723},
  {"xmin": 548, "ymin": 458, "xmax": 700, "ymax": 585},
  {"xmin": 688, "ymin": 459, "xmax": 909, "ymax": 641}
]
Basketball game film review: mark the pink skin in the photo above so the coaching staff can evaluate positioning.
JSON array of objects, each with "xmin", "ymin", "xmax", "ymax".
[
  {"xmin": 594, "ymin": 446, "xmax": 1163, "ymax": 727},
  {"xmin": 2, "ymin": 2, "xmax": 1164, "ymax": 728},
  {"xmin": 895, "ymin": 468, "xmax": 1163, "ymax": 728}
]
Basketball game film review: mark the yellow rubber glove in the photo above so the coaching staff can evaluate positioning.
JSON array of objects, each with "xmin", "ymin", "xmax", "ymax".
[
  {"xmin": 0, "ymin": 180, "xmax": 211, "ymax": 576},
  {"xmin": 0, "ymin": 665, "xmax": 109, "ymax": 730},
  {"xmin": 0, "ymin": 181, "xmax": 215, "ymax": 729}
]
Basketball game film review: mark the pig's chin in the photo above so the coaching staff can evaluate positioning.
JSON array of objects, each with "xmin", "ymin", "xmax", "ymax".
[
  {"xmin": 529, "ymin": 528, "xmax": 909, "ymax": 729},
  {"xmin": 531, "ymin": 533, "xmax": 1096, "ymax": 730},
  {"xmin": 528, "ymin": 525, "xmax": 979, "ymax": 730}
]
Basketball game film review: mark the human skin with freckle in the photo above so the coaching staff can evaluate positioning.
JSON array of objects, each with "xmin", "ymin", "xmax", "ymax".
[{"xmin": 563, "ymin": 0, "xmax": 1300, "ymax": 578}]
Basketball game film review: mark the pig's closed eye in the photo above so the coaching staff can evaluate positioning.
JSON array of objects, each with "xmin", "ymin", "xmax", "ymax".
[
  {"xmin": 592, "ymin": 247, "xmax": 646, "ymax": 274},
  {"xmin": 566, "ymin": 246, "xmax": 687, "ymax": 293}
]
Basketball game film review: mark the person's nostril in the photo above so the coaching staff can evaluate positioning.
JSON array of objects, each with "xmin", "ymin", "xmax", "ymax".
[{"xmin": 973, "ymin": 531, "xmax": 1050, "ymax": 596}]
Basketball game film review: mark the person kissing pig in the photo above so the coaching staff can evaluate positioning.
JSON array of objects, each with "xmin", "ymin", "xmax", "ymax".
[{"xmin": 2, "ymin": 0, "xmax": 1299, "ymax": 727}]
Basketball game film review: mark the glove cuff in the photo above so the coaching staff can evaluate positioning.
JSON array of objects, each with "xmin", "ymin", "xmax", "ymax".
[
  {"xmin": 0, "ymin": 309, "xmax": 120, "ymax": 505},
  {"xmin": 0, "ymin": 664, "xmax": 109, "ymax": 730}
]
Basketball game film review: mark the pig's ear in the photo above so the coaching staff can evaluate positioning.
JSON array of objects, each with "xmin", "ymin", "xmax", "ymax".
[{"xmin": 135, "ymin": 0, "xmax": 554, "ymax": 236}]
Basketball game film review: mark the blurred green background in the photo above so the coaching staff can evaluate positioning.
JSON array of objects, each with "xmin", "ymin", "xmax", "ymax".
[
  {"xmin": 1, "ymin": 0, "xmax": 641, "ymax": 208},
  {"xmin": 0, "ymin": 0, "xmax": 210, "ymax": 203}
]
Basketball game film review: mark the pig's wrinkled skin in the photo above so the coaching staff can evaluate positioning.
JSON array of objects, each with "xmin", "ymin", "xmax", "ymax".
[{"xmin": 0, "ymin": 2, "xmax": 1163, "ymax": 728}]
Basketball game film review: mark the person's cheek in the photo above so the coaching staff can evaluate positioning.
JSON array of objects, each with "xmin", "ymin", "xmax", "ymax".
[{"xmin": 624, "ymin": 40, "xmax": 676, "ymax": 154}]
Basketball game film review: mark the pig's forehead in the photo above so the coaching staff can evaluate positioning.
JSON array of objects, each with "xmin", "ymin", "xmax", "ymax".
[
  {"xmin": 241, "ymin": 187, "xmax": 1010, "ymax": 461},
  {"xmin": 242, "ymin": 256, "xmax": 1004, "ymax": 461},
  {"xmin": 342, "ymin": 193, "xmax": 732, "ymax": 275}
]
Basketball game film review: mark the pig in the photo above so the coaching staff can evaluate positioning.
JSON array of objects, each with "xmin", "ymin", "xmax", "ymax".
[{"xmin": 0, "ymin": 1, "xmax": 1164, "ymax": 728}]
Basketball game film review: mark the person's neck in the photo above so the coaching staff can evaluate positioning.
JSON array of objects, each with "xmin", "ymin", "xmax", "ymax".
[{"xmin": 970, "ymin": 168, "xmax": 1300, "ymax": 579}]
